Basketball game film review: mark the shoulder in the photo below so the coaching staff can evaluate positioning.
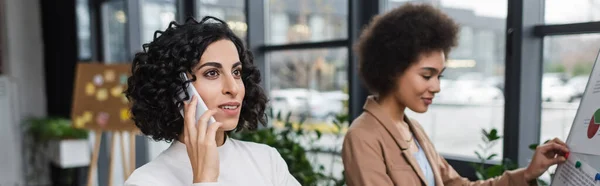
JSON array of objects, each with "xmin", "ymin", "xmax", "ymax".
[
  {"xmin": 228, "ymin": 138, "xmax": 280, "ymax": 159},
  {"xmin": 229, "ymin": 138, "xmax": 275, "ymax": 152},
  {"xmin": 124, "ymin": 154, "xmax": 184, "ymax": 185},
  {"xmin": 228, "ymin": 138, "xmax": 289, "ymax": 174},
  {"xmin": 345, "ymin": 112, "xmax": 383, "ymax": 141}
]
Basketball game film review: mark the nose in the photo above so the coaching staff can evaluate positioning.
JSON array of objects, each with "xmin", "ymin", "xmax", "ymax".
[
  {"xmin": 430, "ymin": 78, "xmax": 441, "ymax": 94},
  {"xmin": 221, "ymin": 75, "xmax": 239, "ymax": 97}
]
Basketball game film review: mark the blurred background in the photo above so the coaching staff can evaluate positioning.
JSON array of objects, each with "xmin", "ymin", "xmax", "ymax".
[{"xmin": 1, "ymin": 0, "xmax": 599, "ymax": 185}]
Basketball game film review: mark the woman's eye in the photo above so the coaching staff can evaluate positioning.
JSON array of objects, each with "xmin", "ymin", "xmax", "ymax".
[
  {"xmin": 204, "ymin": 70, "xmax": 219, "ymax": 78},
  {"xmin": 423, "ymin": 75, "xmax": 432, "ymax": 80},
  {"xmin": 233, "ymin": 69, "xmax": 242, "ymax": 78}
]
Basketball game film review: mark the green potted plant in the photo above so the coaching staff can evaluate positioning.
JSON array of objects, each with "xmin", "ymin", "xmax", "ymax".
[
  {"xmin": 24, "ymin": 116, "xmax": 90, "ymax": 174},
  {"xmin": 470, "ymin": 128, "xmax": 518, "ymax": 180}
]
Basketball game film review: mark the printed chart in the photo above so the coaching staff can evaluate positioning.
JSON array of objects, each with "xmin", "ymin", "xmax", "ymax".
[{"xmin": 552, "ymin": 50, "xmax": 600, "ymax": 186}]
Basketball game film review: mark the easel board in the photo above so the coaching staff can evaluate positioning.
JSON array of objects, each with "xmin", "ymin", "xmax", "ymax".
[
  {"xmin": 70, "ymin": 63, "xmax": 139, "ymax": 186},
  {"xmin": 71, "ymin": 63, "xmax": 136, "ymax": 131}
]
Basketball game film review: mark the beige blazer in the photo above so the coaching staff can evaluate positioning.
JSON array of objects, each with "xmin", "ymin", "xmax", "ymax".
[{"xmin": 341, "ymin": 96, "xmax": 533, "ymax": 186}]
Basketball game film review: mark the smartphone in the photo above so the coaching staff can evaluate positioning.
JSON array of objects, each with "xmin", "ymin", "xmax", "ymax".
[{"xmin": 178, "ymin": 72, "xmax": 216, "ymax": 126}]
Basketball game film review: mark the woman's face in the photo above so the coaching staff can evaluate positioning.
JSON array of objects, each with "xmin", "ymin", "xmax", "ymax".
[
  {"xmin": 390, "ymin": 50, "xmax": 445, "ymax": 113},
  {"xmin": 191, "ymin": 39, "xmax": 245, "ymax": 131}
]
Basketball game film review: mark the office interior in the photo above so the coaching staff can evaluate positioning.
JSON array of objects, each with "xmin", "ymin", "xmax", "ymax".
[{"xmin": 0, "ymin": 0, "xmax": 599, "ymax": 185}]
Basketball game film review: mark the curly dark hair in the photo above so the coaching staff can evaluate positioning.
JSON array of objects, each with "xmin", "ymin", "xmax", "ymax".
[
  {"xmin": 356, "ymin": 3, "xmax": 459, "ymax": 96},
  {"xmin": 125, "ymin": 16, "xmax": 268, "ymax": 142}
]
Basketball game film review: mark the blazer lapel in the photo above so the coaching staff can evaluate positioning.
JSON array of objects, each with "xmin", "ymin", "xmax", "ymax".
[
  {"xmin": 407, "ymin": 118, "xmax": 442, "ymax": 186},
  {"xmin": 363, "ymin": 96, "xmax": 427, "ymax": 185}
]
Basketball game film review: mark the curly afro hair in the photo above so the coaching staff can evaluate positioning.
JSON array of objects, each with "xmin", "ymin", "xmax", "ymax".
[
  {"xmin": 356, "ymin": 3, "xmax": 459, "ymax": 96},
  {"xmin": 125, "ymin": 16, "xmax": 268, "ymax": 142}
]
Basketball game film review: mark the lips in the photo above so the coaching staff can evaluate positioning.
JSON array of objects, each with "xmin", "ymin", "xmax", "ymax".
[
  {"xmin": 422, "ymin": 98, "xmax": 433, "ymax": 105},
  {"xmin": 218, "ymin": 102, "xmax": 241, "ymax": 116},
  {"xmin": 219, "ymin": 105, "xmax": 239, "ymax": 110}
]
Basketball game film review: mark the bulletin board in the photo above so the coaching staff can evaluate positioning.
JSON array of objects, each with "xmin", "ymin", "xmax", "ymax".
[{"xmin": 71, "ymin": 63, "xmax": 136, "ymax": 131}]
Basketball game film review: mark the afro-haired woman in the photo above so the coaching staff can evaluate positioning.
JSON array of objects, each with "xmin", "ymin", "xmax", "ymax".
[
  {"xmin": 124, "ymin": 16, "xmax": 300, "ymax": 186},
  {"xmin": 341, "ymin": 3, "xmax": 569, "ymax": 186}
]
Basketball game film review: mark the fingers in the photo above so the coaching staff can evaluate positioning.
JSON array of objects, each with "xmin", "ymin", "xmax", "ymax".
[
  {"xmin": 551, "ymin": 138, "xmax": 568, "ymax": 147},
  {"xmin": 205, "ymin": 122, "xmax": 223, "ymax": 144},
  {"xmin": 185, "ymin": 95, "xmax": 199, "ymax": 143},
  {"xmin": 539, "ymin": 142, "xmax": 569, "ymax": 155},
  {"xmin": 197, "ymin": 109, "xmax": 218, "ymax": 142},
  {"xmin": 551, "ymin": 156, "xmax": 567, "ymax": 165}
]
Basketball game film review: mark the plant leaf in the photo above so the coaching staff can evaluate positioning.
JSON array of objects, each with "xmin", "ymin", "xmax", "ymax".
[
  {"xmin": 486, "ymin": 154, "xmax": 498, "ymax": 160},
  {"xmin": 486, "ymin": 165, "xmax": 505, "ymax": 178},
  {"xmin": 529, "ymin": 143, "xmax": 539, "ymax": 150},
  {"xmin": 490, "ymin": 129, "xmax": 498, "ymax": 137}
]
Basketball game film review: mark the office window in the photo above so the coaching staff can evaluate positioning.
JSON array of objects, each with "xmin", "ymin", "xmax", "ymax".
[
  {"xmin": 196, "ymin": 0, "xmax": 246, "ymax": 43},
  {"xmin": 140, "ymin": 0, "xmax": 176, "ymax": 44},
  {"xmin": 101, "ymin": 1, "xmax": 127, "ymax": 63},
  {"xmin": 268, "ymin": 48, "xmax": 348, "ymax": 119},
  {"xmin": 267, "ymin": 47, "xmax": 348, "ymax": 179},
  {"xmin": 540, "ymin": 34, "xmax": 600, "ymax": 142},
  {"xmin": 545, "ymin": 0, "xmax": 600, "ymax": 24},
  {"xmin": 76, "ymin": 0, "xmax": 92, "ymax": 60},
  {"xmin": 265, "ymin": 0, "xmax": 348, "ymax": 44},
  {"xmin": 386, "ymin": 0, "xmax": 507, "ymax": 160}
]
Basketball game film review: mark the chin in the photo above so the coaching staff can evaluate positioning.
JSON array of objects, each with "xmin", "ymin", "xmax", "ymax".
[
  {"xmin": 222, "ymin": 125, "xmax": 237, "ymax": 131},
  {"xmin": 219, "ymin": 120, "xmax": 239, "ymax": 131},
  {"xmin": 409, "ymin": 106, "xmax": 428, "ymax": 113}
]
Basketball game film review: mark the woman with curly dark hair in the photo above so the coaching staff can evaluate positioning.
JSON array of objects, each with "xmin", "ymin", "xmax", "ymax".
[
  {"xmin": 124, "ymin": 16, "xmax": 300, "ymax": 186},
  {"xmin": 341, "ymin": 3, "xmax": 569, "ymax": 186}
]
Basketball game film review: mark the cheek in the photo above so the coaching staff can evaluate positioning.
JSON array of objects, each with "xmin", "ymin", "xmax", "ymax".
[
  {"xmin": 193, "ymin": 80, "xmax": 221, "ymax": 108},
  {"xmin": 395, "ymin": 76, "xmax": 428, "ymax": 106},
  {"xmin": 408, "ymin": 76, "xmax": 429, "ymax": 93},
  {"xmin": 398, "ymin": 75, "xmax": 425, "ymax": 95},
  {"xmin": 238, "ymin": 80, "xmax": 245, "ymax": 98}
]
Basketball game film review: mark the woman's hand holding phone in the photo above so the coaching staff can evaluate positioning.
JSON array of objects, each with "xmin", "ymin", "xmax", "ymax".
[{"xmin": 183, "ymin": 95, "xmax": 223, "ymax": 183}]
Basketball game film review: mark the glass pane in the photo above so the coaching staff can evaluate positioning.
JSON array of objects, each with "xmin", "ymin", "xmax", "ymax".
[
  {"xmin": 541, "ymin": 34, "xmax": 600, "ymax": 142},
  {"xmin": 196, "ymin": 0, "xmax": 246, "ymax": 43},
  {"xmin": 141, "ymin": 0, "xmax": 176, "ymax": 44},
  {"xmin": 76, "ymin": 0, "xmax": 92, "ymax": 60},
  {"xmin": 101, "ymin": 1, "xmax": 127, "ymax": 63},
  {"xmin": 267, "ymin": 47, "xmax": 348, "ymax": 183},
  {"xmin": 386, "ymin": 1, "xmax": 507, "ymax": 160},
  {"xmin": 545, "ymin": 0, "xmax": 600, "ymax": 24},
  {"xmin": 265, "ymin": 0, "xmax": 348, "ymax": 45}
]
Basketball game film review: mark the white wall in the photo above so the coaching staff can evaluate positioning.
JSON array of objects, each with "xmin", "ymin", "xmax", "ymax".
[{"xmin": 0, "ymin": 0, "xmax": 46, "ymax": 185}]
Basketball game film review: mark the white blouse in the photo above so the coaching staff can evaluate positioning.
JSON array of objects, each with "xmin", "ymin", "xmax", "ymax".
[{"xmin": 124, "ymin": 137, "xmax": 301, "ymax": 186}]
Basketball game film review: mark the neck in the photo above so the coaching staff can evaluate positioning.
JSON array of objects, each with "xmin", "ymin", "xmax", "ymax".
[
  {"xmin": 376, "ymin": 94, "xmax": 406, "ymax": 125},
  {"xmin": 178, "ymin": 130, "xmax": 227, "ymax": 147}
]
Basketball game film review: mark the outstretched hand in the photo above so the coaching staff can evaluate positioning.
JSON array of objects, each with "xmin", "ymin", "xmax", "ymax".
[{"xmin": 524, "ymin": 138, "xmax": 569, "ymax": 182}]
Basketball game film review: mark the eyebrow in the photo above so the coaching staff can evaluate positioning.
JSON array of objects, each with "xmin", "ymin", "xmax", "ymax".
[
  {"xmin": 422, "ymin": 67, "xmax": 446, "ymax": 74},
  {"xmin": 232, "ymin": 62, "xmax": 242, "ymax": 68},
  {"xmin": 197, "ymin": 62, "xmax": 222, "ymax": 70},
  {"xmin": 196, "ymin": 61, "xmax": 242, "ymax": 70}
]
